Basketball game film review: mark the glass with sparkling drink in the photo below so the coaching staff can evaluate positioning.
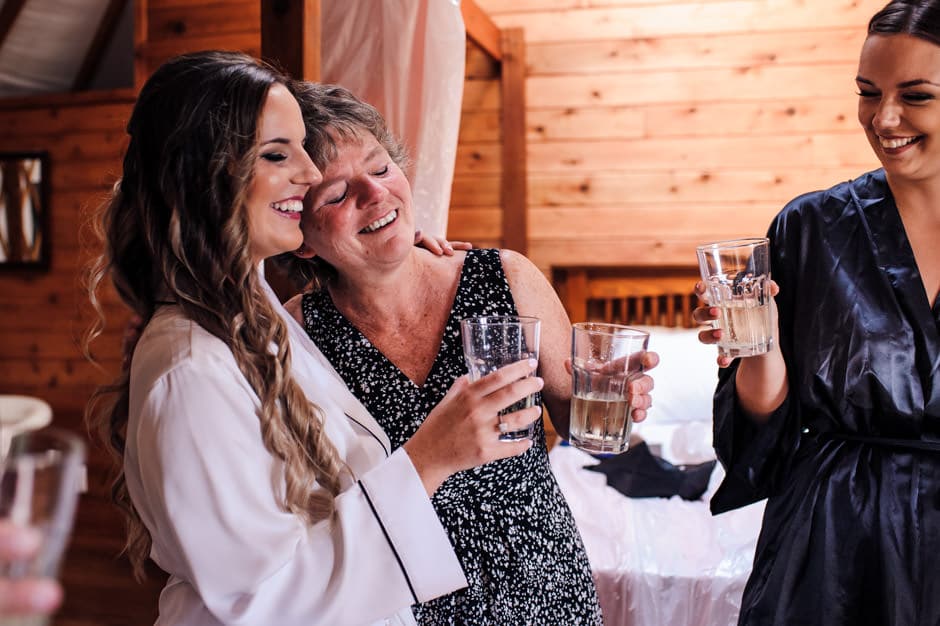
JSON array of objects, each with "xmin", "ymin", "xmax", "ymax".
[
  {"xmin": 569, "ymin": 323, "xmax": 649, "ymax": 454},
  {"xmin": 696, "ymin": 237, "xmax": 773, "ymax": 358}
]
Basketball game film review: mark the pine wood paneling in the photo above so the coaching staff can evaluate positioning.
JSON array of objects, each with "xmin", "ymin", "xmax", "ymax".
[
  {"xmin": 527, "ymin": 64, "xmax": 860, "ymax": 106},
  {"xmin": 449, "ymin": 0, "xmax": 884, "ymax": 272},
  {"xmin": 457, "ymin": 132, "xmax": 873, "ymax": 174},
  {"xmin": 448, "ymin": 207, "xmax": 502, "ymax": 239},
  {"xmin": 148, "ymin": 0, "xmax": 259, "ymax": 41},
  {"xmin": 450, "ymin": 174, "xmax": 501, "ymax": 207},
  {"xmin": 525, "ymin": 29, "xmax": 866, "ymax": 74},
  {"xmin": 478, "ymin": 2, "xmax": 880, "ymax": 42},
  {"xmin": 527, "ymin": 167, "xmax": 865, "ymax": 205},
  {"xmin": 462, "ymin": 79, "xmax": 501, "ymax": 110},
  {"xmin": 528, "ymin": 205, "xmax": 778, "ymax": 239},
  {"xmin": 458, "ymin": 98, "xmax": 860, "ymax": 143}
]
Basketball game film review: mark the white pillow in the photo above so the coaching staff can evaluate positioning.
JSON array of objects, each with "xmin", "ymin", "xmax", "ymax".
[{"xmin": 631, "ymin": 326, "xmax": 719, "ymax": 464}]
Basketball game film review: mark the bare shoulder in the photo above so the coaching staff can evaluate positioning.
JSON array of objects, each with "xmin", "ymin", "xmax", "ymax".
[
  {"xmin": 420, "ymin": 247, "xmax": 467, "ymax": 283},
  {"xmin": 498, "ymin": 248, "xmax": 543, "ymax": 284}
]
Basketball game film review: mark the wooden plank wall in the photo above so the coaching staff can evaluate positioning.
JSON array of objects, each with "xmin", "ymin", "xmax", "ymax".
[
  {"xmin": 450, "ymin": 0, "xmax": 886, "ymax": 272},
  {"xmin": 0, "ymin": 2, "xmax": 259, "ymax": 624}
]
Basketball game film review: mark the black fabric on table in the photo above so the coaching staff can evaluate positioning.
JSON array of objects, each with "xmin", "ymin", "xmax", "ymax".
[{"xmin": 584, "ymin": 440, "xmax": 716, "ymax": 501}]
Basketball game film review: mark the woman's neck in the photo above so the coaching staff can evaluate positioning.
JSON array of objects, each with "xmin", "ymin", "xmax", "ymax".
[
  {"xmin": 328, "ymin": 250, "xmax": 430, "ymax": 319},
  {"xmin": 887, "ymin": 173, "xmax": 940, "ymax": 223}
]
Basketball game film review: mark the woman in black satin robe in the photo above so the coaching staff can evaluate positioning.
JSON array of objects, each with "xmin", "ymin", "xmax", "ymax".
[{"xmin": 695, "ymin": 2, "xmax": 940, "ymax": 624}]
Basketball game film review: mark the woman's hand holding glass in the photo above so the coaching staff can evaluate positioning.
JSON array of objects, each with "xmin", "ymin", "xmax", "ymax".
[
  {"xmin": 621, "ymin": 352, "xmax": 658, "ymax": 424},
  {"xmin": 694, "ymin": 280, "xmax": 781, "ymax": 368},
  {"xmin": 562, "ymin": 352, "xmax": 658, "ymax": 424},
  {"xmin": 403, "ymin": 359, "xmax": 544, "ymax": 496}
]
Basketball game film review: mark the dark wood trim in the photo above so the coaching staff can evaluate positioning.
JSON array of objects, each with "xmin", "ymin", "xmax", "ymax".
[
  {"xmin": 261, "ymin": 0, "xmax": 320, "ymax": 81},
  {"xmin": 461, "ymin": 0, "xmax": 501, "ymax": 62},
  {"xmin": 73, "ymin": 0, "xmax": 131, "ymax": 91},
  {"xmin": 0, "ymin": 87, "xmax": 136, "ymax": 111},
  {"xmin": 134, "ymin": 0, "xmax": 148, "ymax": 91},
  {"xmin": 0, "ymin": 0, "xmax": 28, "ymax": 53},
  {"xmin": 552, "ymin": 266, "xmax": 700, "ymax": 327},
  {"xmin": 499, "ymin": 27, "xmax": 526, "ymax": 254}
]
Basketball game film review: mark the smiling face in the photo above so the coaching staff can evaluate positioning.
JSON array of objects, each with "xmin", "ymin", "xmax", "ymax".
[
  {"xmin": 857, "ymin": 33, "xmax": 940, "ymax": 184},
  {"xmin": 297, "ymin": 130, "xmax": 415, "ymax": 275},
  {"xmin": 245, "ymin": 83, "xmax": 321, "ymax": 263}
]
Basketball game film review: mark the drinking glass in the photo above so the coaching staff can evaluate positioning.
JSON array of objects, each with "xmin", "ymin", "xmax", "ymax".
[
  {"xmin": 0, "ymin": 429, "xmax": 84, "ymax": 626},
  {"xmin": 460, "ymin": 315, "xmax": 541, "ymax": 441},
  {"xmin": 569, "ymin": 323, "xmax": 649, "ymax": 454},
  {"xmin": 696, "ymin": 237, "xmax": 773, "ymax": 358}
]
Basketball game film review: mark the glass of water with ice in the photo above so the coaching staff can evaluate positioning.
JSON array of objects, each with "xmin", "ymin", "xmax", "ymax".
[{"xmin": 696, "ymin": 237, "xmax": 773, "ymax": 358}]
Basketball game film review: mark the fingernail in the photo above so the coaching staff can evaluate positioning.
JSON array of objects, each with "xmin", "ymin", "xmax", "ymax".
[{"xmin": 528, "ymin": 358, "xmax": 538, "ymax": 369}]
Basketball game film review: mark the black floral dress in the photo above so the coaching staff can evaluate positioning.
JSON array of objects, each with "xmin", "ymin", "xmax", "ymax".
[{"xmin": 301, "ymin": 249, "xmax": 602, "ymax": 625}]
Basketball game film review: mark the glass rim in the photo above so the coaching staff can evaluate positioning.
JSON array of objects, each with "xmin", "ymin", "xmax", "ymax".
[
  {"xmin": 572, "ymin": 322, "xmax": 649, "ymax": 338},
  {"xmin": 695, "ymin": 237, "xmax": 769, "ymax": 253},
  {"xmin": 5, "ymin": 427, "xmax": 85, "ymax": 462},
  {"xmin": 460, "ymin": 315, "xmax": 540, "ymax": 326}
]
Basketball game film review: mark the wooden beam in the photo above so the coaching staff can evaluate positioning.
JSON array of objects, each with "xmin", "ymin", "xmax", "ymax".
[
  {"xmin": 260, "ymin": 0, "xmax": 321, "ymax": 81},
  {"xmin": 0, "ymin": 0, "xmax": 28, "ymax": 53},
  {"xmin": 73, "ymin": 0, "xmax": 131, "ymax": 91},
  {"xmin": 134, "ymin": 0, "xmax": 148, "ymax": 91},
  {"xmin": 461, "ymin": 0, "xmax": 501, "ymax": 61},
  {"xmin": 500, "ymin": 27, "xmax": 527, "ymax": 255}
]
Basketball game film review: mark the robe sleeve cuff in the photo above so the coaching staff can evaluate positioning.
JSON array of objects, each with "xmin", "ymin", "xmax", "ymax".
[
  {"xmin": 710, "ymin": 362, "xmax": 796, "ymax": 513},
  {"xmin": 357, "ymin": 447, "xmax": 467, "ymax": 602}
]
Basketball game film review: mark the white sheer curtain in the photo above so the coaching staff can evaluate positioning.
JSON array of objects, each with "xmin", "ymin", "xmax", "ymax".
[{"xmin": 320, "ymin": 0, "xmax": 466, "ymax": 237}]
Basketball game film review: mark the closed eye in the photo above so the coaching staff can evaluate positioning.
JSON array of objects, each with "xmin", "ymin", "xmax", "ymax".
[
  {"xmin": 373, "ymin": 165, "xmax": 389, "ymax": 176},
  {"xmin": 903, "ymin": 92, "xmax": 934, "ymax": 103},
  {"xmin": 261, "ymin": 152, "xmax": 287, "ymax": 162},
  {"xmin": 857, "ymin": 90, "xmax": 879, "ymax": 98},
  {"xmin": 325, "ymin": 186, "xmax": 348, "ymax": 205}
]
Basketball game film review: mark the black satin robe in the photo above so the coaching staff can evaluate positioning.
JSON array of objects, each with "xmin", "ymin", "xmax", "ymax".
[{"xmin": 710, "ymin": 170, "xmax": 940, "ymax": 626}]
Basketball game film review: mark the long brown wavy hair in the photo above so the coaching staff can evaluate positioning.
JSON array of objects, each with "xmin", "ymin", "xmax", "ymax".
[{"xmin": 84, "ymin": 51, "xmax": 346, "ymax": 580}]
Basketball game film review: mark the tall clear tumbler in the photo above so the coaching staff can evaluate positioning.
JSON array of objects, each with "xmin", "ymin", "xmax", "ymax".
[
  {"xmin": 460, "ymin": 315, "xmax": 541, "ymax": 441},
  {"xmin": 569, "ymin": 323, "xmax": 649, "ymax": 455},
  {"xmin": 696, "ymin": 237, "xmax": 774, "ymax": 358},
  {"xmin": 0, "ymin": 429, "xmax": 84, "ymax": 626}
]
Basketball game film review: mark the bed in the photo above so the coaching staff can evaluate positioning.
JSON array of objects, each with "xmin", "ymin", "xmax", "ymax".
[{"xmin": 550, "ymin": 265, "xmax": 766, "ymax": 626}]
